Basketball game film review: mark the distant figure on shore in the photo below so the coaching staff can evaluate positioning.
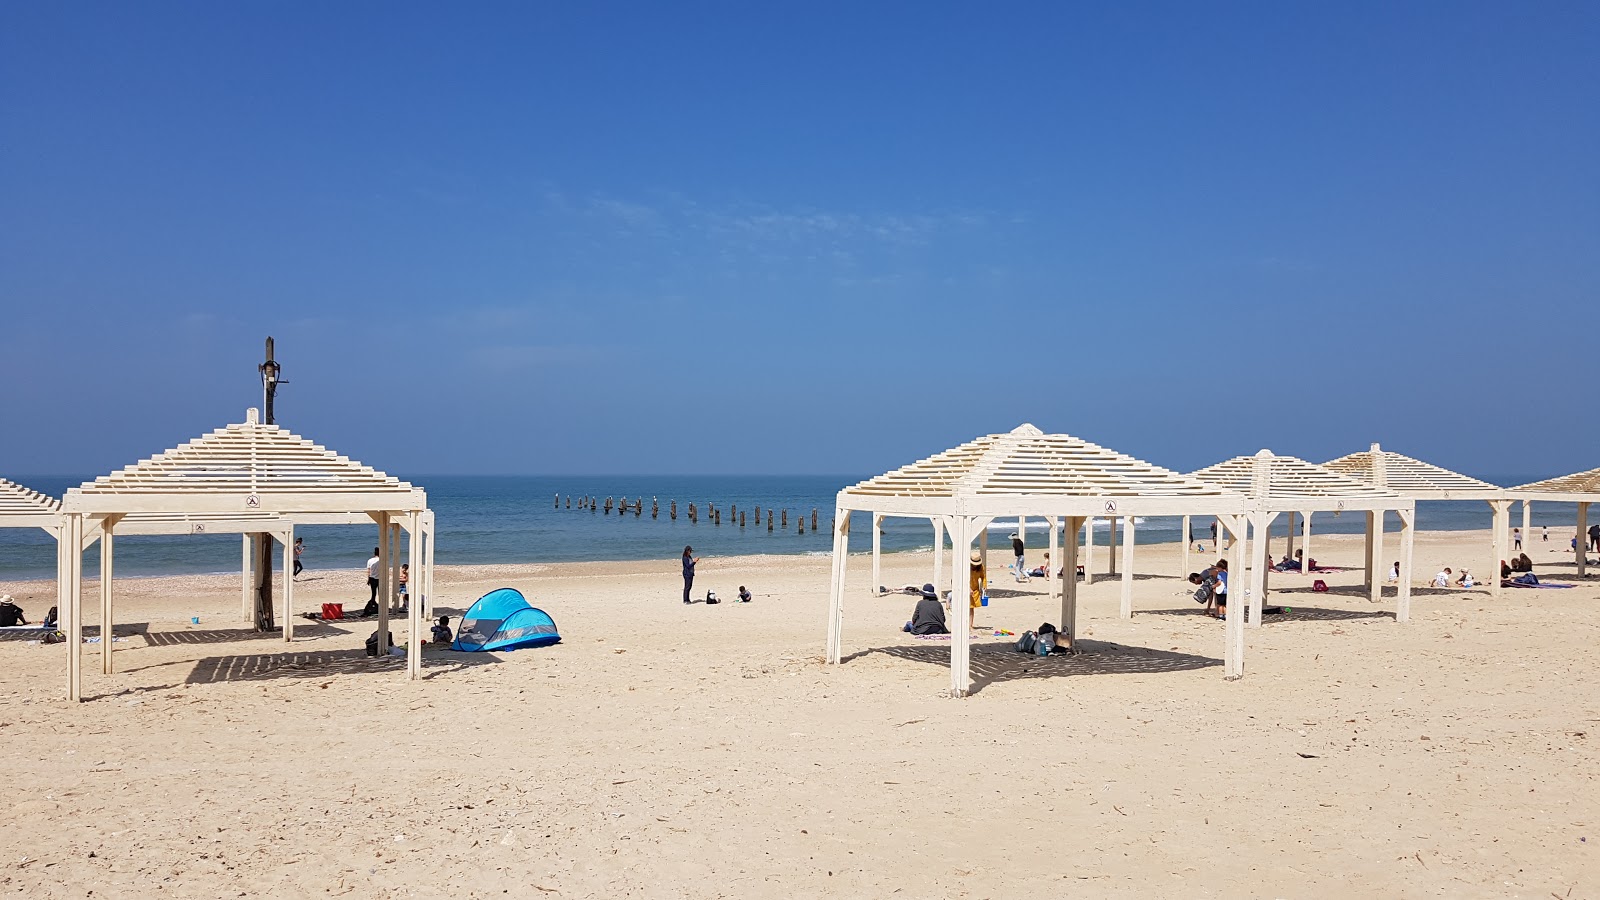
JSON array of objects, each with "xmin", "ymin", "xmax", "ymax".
[
  {"xmin": 1433, "ymin": 568, "xmax": 1452, "ymax": 588},
  {"xmin": 293, "ymin": 537, "xmax": 305, "ymax": 577},
  {"xmin": 681, "ymin": 546, "xmax": 699, "ymax": 605},
  {"xmin": 1589, "ymin": 523, "xmax": 1600, "ymax": 552},
  {"xmin": 1210, "ymin": 520, "xmax": 1219, "ymax": 549},
  {"xmin": 1513, "ymin": 527, "xmax": 1522, "ymax": 550},
  {"xmin": 968, "ymin": 550, "xmax": 985, "ymax": 630},
  {"xmin": 0, "ymin": 595, "xmax": 27, "ymax": 627},
  {"xmin": 1010, "ymin": 532, "xmax": 1027, "ymax": 582},
  {"xmin": 366, "ymin": 548, "xmax": 381, "ymax": 604},
  {"xmin": 397, "ymin": 563, "xmax": 409, "ymax": 611},
  {"xmin": 903, "ymin": 584, "xmax": 949, "ymax": 635}
]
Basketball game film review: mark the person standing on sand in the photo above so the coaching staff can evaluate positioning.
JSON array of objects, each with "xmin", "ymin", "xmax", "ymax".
[
  {"xmin": 366, "ymin": 547, "xmax": 381, "ymax": 604},
  {"xmin": 1210, "ymin": 519, "xmax": 1218, "ymax": 550},
  {"xmin": 1010, "ymin": 532, "xmax": 1027, "ymax": 582},
  {"xmin": 682, "ymin": 546, "xmax": 699, "ymax": 604},
  {"xmin": 293, "ymin": 537, "xmax": 305, "ymax": 577},
  {"xmin": 1512, "ymin": 527, "xmax": 1521, "ymax": 551},
  {"xmin": 968, "ymin": 550, "xmax": 985, "ymax": 630}
]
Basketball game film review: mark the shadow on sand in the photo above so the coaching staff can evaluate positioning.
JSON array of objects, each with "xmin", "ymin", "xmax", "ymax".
[
  {"xmin": 846, "ymin": 638, "xmax": 1219, "ymax": 694},
  {"xmin": 141, "ymin": 622, "xmax": 355, "ymax": 647},
  {"xmin": 185, "ymin": 646, "xmax": 501, "ymax": 686}
]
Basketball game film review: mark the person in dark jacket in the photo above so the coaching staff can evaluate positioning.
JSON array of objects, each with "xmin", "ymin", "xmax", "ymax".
[
  {"xmin": 904, "ymin": 584, "xmax": 948, "ymax": 635},
  {"xmin": 681, "ymin": 546, "xmax": 699, "ymax": 604}
]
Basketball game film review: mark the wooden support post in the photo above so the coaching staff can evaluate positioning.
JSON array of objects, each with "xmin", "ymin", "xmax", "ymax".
[
  {"xmin": 1181, "ymin": 515, "xmax": 1191, "ymax": 580},
  {"xmin": 825, "ymin": 507, "xmax": 849, "ymax": 664},
  {"xmin": 1489, "ymin": 500, "xmax": 1509, "ymax": 599},
  {"xmin": 1047, "ymin": 517, "xmax": 1060, "ymax": 601},
  {"xmin": 950, "ymin": 517, "xmax": 970, "ymax": 698},
  {"xmin": 1248, "ymin": 512, "xmax": 1277, "ymax": 629},
  {"xmin": 100, "ymin": 528, "xmax": 114, "ymax": 675},
  {"xmin": 407, "ymin": 512, "xmax": 423, "ymax": 680},
  {"xmin": 1369, "ymin": 511, "xmax": 1385, "ymax": 604},
  {"xmin": 283, "ymin": 528, "xmax": 295, "ymax": 642},
  {"xmin": 1119, "ymin": 516, "xmax": 1136, "ymax": 619},
  {"xmin": 932, "ymin": 519, "xmax": 944, "ymax": 597},
  {"xmin": 1363, "ymin": 512, "xmax": 1376, "ymax": 590},
  {"xmin": 1061, "ymin": 517, "xmax": 1081, "ymax": 649},
  {"xmin": 66, "ymin": 513, "xmax": 84, "ymax": 701},
  {"xmin": 1285, "ymin": 511, "xmax": 1296, "ymax": 559},
  {"xmin": 1227, "ymin": 516, "xmax": 1246, "ymax": 678},
  {"xmin": 242, "ymin": 534, "xmax": 252, "ymax": 623},
  {"xmin": 1578, "ymin": 502, "xmax": 1590, "ymax": 579},
  {"xmin": 1301, "ymin": 511, "xmax": 1312, "ymax": 575},
  {"xmin": 253, "ymin": 533, "xmax": 274, "ymax": 631},
  {"xmin": 1521, "ymin": 500, "xmax": 1531, "ymax": 551},
  {"xmin": 1108, "ymin": 516, "xmax": 1119, "ymax": 576},
  {"xmin": 869, "ymin": 514, "xmax": 884, "ymax": 593},
  {"xmin": 1397, "ymin": 507, "xmax": 1415, "ymax": 623},
  {"xmin": 376, "ymin": 513, "xmax": 391, "ymax": 656},
  {"xmin": 1083, "ymin": 518, "xmax": 1096, "ymax": 586}
]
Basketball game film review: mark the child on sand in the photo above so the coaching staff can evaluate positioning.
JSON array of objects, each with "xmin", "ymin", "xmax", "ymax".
[{"xmin": 431, "ymin": 616, "xmax": 453, "ymax": 645}]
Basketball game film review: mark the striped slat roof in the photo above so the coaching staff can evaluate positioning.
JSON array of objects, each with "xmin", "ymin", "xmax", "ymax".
[
  {"xmin": 1190, "ymin": 451, "xmax": 1399, "ymax": 501},
  {"xmin": 1511, "ymin": 468, "xmax": 1600, "ymax": 496},
  {"xmin": 73, "ymin": 416, "xmax": 412, "ymax": 497},
  {"xmin": 1322, "ymin": 444, "xmax": 1500, "ymax": 499},
  {"xmin": 841, "ymin": 424, "xmax": 1235, "ymax": 500},
  {"xmin": 0, "ymin": 477, "xmax": 60, "ymax": 518}
]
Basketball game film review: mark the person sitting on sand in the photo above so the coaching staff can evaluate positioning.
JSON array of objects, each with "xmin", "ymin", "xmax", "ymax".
[
  {"xmin": 1456, "ymin": 569, "xmax": 1475, "ymax": 588},
  {"xmin": 738, "ymin": 585, "xmax": 752, "ymax": 603},
  {"xmin": 0, "ymin": 595, "xmax": 27, "ymax": 627},
  {"xmin": 1518, "ymin": 553, "xmax": 1535, "ymax": 573},
  {"xmin": 1387, "ymin": 562, "xmax": 1400, "ymax": 582},
  {"xmin": 903, "ymin": 584, "xmax": 949, "ymax": 635},
  {"xmin": 430, "ymin": 616, "xmax": 453, "ymax": 645},
  {"xmin": 1505, "ymin": 558, "xmax": 1520, "ymax": 575},
  {"xmin": 1433, "ymin": 568, "xmax": 1452, "ymax": 588}
]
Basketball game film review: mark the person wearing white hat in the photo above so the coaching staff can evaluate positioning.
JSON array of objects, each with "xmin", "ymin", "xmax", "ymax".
[
  {"xmin": 968, "ymin": 550, "xmax": 986, "ymax": 630},
  {"xmin": 0, "ymin": 595, "xmax": 27, "ymax": 628}
]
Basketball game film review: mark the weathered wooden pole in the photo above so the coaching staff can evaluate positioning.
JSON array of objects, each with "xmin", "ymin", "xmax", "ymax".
[
  {"xmin": 768, "ymin": 511, "xmax": 774, "ymax": 531},
  {"xmin": 739, "ymin": 511, "xmax": 746, "ymax": 528},
  {"xmin": 755, "ymin": 505, "xmax": 761, "ymax": 522},
  {"xmin": 812, "ymin": 509, "xmax": 819, "ymax": 532},
  {"xmin": 798, "ymin": 516, "xmax": 805, "ymax": 534},
  {"xmin": 781, "ymin": 509, "xmax": 788, "ymax": 528},
  {"xmin": 652, "ymin": 497, "xmax": 659, "ymax": 519},
  {"xmin": 554, "ymin": 493, "xmax": 559, "ymax": 509},
  {"xmin": 635, "ymin": 497, "xmax": 642, "ymax": 517},
  {"xmin": 671, "ymin": 500, "xmax": 677, "ymax": 520}
]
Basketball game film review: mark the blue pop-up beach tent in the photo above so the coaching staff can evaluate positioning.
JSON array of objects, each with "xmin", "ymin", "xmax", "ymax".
[{"xmin": 452, "ymin": 588, "xmax": 561, "ymax": 652}]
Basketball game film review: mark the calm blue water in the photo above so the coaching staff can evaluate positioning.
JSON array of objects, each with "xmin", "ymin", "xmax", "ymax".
[{"xmin": 0, "ymin": 474, "xmax": 1578, "ymax": 581}]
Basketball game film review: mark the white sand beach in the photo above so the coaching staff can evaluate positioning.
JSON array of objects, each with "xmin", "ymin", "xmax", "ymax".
[{"xmin": 2, "ymin": 529, "xmax": 1597, "ymax": 897}]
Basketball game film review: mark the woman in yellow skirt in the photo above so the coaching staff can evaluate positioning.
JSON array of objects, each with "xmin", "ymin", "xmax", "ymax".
[{"xmin": 968, "ymin": 549, "xmax": 985, "ymax": 630}]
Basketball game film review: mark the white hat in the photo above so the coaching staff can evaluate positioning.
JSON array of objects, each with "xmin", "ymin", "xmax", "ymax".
[{"xmin": 0, "ymin": 594, "xmax": 13, "ymax": 604}]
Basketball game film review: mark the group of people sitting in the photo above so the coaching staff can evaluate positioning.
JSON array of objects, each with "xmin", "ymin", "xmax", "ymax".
[
  {"xmin": 0, "ymin": 595, "xmax": 57, "ymax": 630},
  {"xmin": 1271, "ymin": 550, "xmax": 1321, "ymax": 572},
  {"xmin": 1502, "ymin": 554, "xmax": 1536, "ymax": 578}
]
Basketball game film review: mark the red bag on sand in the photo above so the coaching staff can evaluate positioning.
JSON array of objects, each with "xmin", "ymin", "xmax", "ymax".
[
  {"xmin": 1312, "ymin": 580, "xmax": 1328, "ymax": 593},
  {"xmin": 321, "ymin": 602, "xmax": 344, "ymax": 620}
]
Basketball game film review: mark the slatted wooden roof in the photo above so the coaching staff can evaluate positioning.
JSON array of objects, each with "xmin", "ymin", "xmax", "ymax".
[
  {"xmin": 1508, "ymin": 468, "xmax": 1600, "ymax": 503},
  {"xmin": 1189, "ymin": 450, "xmax": 1402, "ymax": 512},
  {"xmin": 838, "ymin": 424, "xmax": 1244, "ymax": 517},
  {"xmin": 0, "ymin": 477, "xmax": 60, "ymax": 529},
  {"xmin": 61, "ymin": 410, "xmax": 426, "ymax": 516},
  {"xmin": 1321, "ymin": 443, "xmax": 1502, "ymax": 500}
]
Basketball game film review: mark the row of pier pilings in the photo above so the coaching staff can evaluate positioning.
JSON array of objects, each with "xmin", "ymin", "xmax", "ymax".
[{"xmin": 555, "ymin": 495, "xmax": 824, "ymax": 533}]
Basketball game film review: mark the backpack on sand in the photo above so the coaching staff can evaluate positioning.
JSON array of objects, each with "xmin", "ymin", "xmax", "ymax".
[
  {"xmin": 1312, "ymin": 579, "xmax": 1328, "ymax": 592},
  {"xmin": 1015, "ymin": 631, "xmax": 1037, "ymax": 654}
]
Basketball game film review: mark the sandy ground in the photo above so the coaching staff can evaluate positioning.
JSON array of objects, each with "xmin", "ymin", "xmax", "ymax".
[{"xmin": 1, "ymin": 528, "xmax": 1597, "ymax": 898}]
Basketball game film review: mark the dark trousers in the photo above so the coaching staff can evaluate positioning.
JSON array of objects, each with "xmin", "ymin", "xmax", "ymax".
[
  {"xmin": 293, "ymin": 560, "xmax": 303, "ymax": 576},
  {"xmin": 368, "ymin": 577, "xmax": 380, "ymax": 602},
  {"xmin": 683, "ymin": 574, "xmax": 693, "ymax": 603}
]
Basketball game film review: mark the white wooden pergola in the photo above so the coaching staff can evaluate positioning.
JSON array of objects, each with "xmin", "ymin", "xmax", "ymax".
[
  {"xmin": 1189, "ymin": 451, "xmax": 1416, "ymax": 646},
  {"xmin": 825, "ymin": 425, "xmax": 1249, "ymax": 696},
  {"xmin": 1508, "ymin": 469, "xmax": 1600, "ymax": 578},
  {"xmin": 1, "ymin": 478, "xmax": 105, "ymax": 619},
  {"xmin": 1322, "ymin": 443, "xmax": 1507, "ymax": 596},
  {"xmin": 57, "ymin": 410, "xmax": 434, "ymax": 701}
]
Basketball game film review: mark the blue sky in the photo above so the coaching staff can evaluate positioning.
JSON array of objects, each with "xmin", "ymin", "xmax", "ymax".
[{"xmin": 2, "ymin": 2, "xmax": 1595, "ymax": 479}]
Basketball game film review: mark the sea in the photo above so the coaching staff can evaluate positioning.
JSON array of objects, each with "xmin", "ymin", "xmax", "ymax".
[{"xmin": 0, "ymin": 474, "xmax": 1579, "ymax": 581}]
